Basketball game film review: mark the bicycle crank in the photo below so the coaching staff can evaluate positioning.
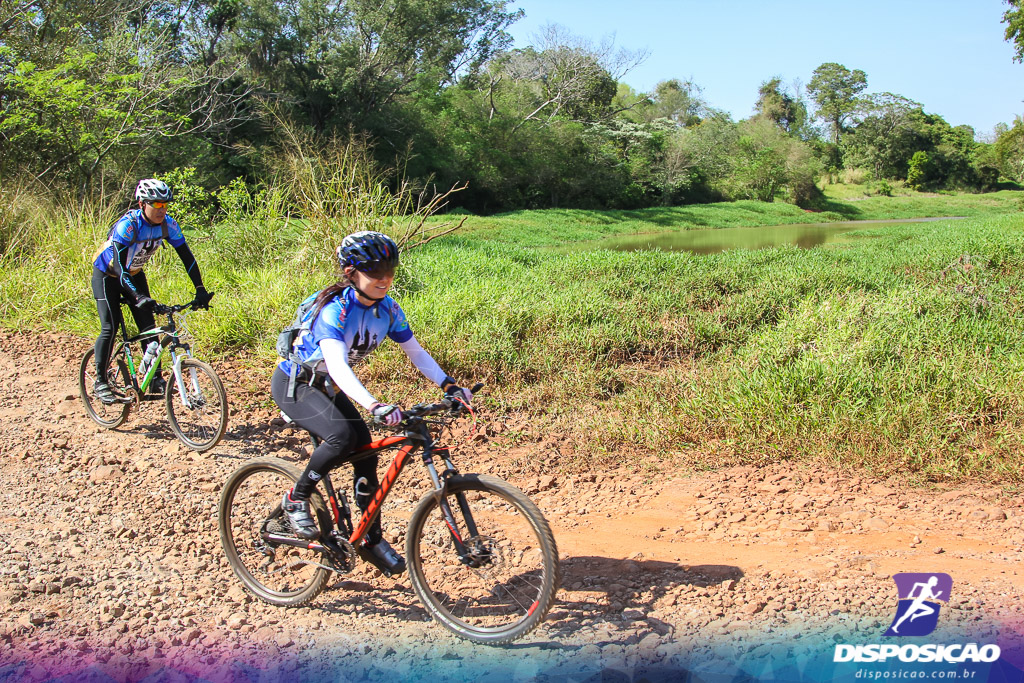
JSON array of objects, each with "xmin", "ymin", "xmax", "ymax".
[{"xmin": 322, "ymin": 534, "xmax": 357, "ymax": 574}]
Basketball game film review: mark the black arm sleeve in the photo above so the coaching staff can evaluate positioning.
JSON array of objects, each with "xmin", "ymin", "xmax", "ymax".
[
  {"xmin": 110, "ymin": 241, "xmax": 142, "ymax": 301},
  {"xmin": 174, "ymin": 243, "xmax": 205, "ymax": 290}
]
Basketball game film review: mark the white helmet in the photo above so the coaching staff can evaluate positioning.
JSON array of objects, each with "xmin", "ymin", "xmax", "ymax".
[{"xmin": 135, "ymin": 178, "xmax": 173, "ymax": 203}]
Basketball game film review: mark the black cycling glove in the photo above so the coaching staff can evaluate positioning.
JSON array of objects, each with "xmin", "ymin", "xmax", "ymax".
[
  {"xmin": 192, "ymin": 287, "xmax": 214, "ymax": 309},
  {"xmin": 443, "ymin": 383, "xmax": 473, "ymax": 406},
  {"xmin": 134, "ymin": 295, "xmax": 157, "ymax": 311}
]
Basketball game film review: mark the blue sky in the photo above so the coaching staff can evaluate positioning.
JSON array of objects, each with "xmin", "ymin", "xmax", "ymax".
[{"xmin": 506, "ymin": 0, "xmax": 1024, "ymax": 138}]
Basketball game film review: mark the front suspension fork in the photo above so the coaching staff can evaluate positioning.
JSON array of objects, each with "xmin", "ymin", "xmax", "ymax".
[
  {"xmin": 424, "ymin": 450, "xmax": 481, "ymax": 562},
  {"xmin": 169, "ymin": 346, "xmax": 194, "ymax": 407}
]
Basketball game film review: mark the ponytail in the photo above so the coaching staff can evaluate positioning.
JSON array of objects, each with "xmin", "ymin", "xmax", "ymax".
[{"xmin": 310, "ymin": 282, "xmax": 348, "ymax": 323}]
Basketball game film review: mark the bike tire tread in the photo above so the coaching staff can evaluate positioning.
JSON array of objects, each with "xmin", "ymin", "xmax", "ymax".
[
  {"xmin": 406, "ymin": 473, "xmax": 561, "ymax": 644},
  {"xmin": 165, "ymin": 357, "xmax": 228, "ymax": 452},
  {"xmin": 78, "ymin": 348, "xmax": 131, "ymax": 428},
  {"xmin": 218, "ymin": 458, "xmax": 331, "ymax": 607}
]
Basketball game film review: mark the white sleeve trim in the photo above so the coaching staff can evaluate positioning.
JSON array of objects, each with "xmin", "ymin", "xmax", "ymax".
[
  {"xmin": 320, "ymin": 337, "xmax": 378, "ymax": 410},
  {"xmin": 398, "ymin": 335, "xmax": 448, "ymax": 387}
]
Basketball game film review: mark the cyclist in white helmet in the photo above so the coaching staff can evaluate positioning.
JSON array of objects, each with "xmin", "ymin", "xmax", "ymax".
[
  {"xmin": 90, "ymin": 178, "xmax": 213, "ymax": 403},
  {"xmin": 273, "ymin": 230, "xmax": 473, "ymax": 575}
]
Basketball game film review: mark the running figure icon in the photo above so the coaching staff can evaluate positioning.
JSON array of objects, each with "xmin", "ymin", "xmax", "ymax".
[
  {"xmin": 891, "ymin": 576, "xmax": 942, "ymax": 633},
  {"xmin": 884, "ymin": 573, "xmax": 952, "ymax": 637}
]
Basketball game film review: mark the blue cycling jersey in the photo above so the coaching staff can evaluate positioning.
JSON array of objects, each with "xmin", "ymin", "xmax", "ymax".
[
  {"xmin": 92, "ymin": 209, "xmax": 186, "ymax": 274},
  {"xmin": 280, "ymin": 287, "xmax": 413, "ymax": 375}
]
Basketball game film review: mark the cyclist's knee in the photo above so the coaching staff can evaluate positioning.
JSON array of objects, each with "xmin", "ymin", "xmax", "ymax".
[
  {"xmin": 319, "ymin": 430, "xmax": 356, "ymax": 453},
  {"xmin": 310, "ymin": 432, "xmax": 361, "ymax": 466},
  {"xmin": 311, "ymin": 442, "xmax": 345, "ymax": 465}
]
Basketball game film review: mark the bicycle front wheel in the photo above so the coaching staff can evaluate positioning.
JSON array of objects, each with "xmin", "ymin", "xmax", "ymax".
[
  {"xmin": 165, "ymin": 358, "xmax": 227, "ymax": 452},
  {"xmin": 218, "ymin": 458, "xmax": 331, "ymax": 607},
  {"xmin": 79, "ymin": 348, "xmax": 131, "ymax": 428},
  {"xmin": 407, "ymin": 474, "xmax": 560, "ymax": 644}
]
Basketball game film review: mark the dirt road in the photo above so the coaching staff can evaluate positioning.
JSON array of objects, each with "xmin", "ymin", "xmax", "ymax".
[{"xmin": 1, "ymin": 330, "xmax": 1021, "ymax": 681}]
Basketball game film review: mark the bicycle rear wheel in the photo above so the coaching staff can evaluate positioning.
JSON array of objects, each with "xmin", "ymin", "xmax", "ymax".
[
  {"xmin": 218, "ymin": 458, "xmax": 331, "ymax": 607},
  {"xmin": 407, "ymin": 473, "xmax": 560, "ymax": 644},
  {"xmin": 78, "ymin": 348, "xmax": 132, "ymax": 428},
  {"xmin": 165, "ymin": 358, "xmax": 227, "ymax": 452}
]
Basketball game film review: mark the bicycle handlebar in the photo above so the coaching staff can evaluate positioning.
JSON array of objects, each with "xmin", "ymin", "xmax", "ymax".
[
  {"xmin": 152, "ymin": 301, "xmax": 203, "ymax": 315},
  {"xmin": 375, "ymin": 382, "xmax": 485, "ymax": 426}
]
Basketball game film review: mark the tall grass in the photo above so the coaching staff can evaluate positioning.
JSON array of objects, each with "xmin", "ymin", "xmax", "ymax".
[
  {"xmin": 0, "ymin": 182, "xmax": 124, "ymax": 326},
  {"xmin": 375, "ymin": 213, "xmax": 1024, "ymax": 482},
  {"xmin": 268, "ymin": 124, "xmax": 469, "ymax": 268},
  {"xmin": 3, "ymin": 179, "xmax": 1024, "ymax": 482}
]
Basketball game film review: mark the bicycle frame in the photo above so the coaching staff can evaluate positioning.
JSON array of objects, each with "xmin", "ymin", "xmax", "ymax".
[
  {"xmin": 112, "ymin": 307, "xmax": 192, "ymax": 396},
  {"xmin": 264, "ymin": 414, "xmax": 476, "ymax": 563}
]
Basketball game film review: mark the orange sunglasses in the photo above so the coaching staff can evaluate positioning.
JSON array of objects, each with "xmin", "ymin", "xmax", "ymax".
[{"xmin": 146, "ymin": 201, "xmax": 168, "ymax": 209}]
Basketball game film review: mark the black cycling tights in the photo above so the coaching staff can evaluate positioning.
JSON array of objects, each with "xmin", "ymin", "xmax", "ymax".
[
  {"xmin": 271, "ymin": 367, "xmax": 383, "ymax": 544},
  {"xmin": 92, "ymin": 268, "xmax": 157, "ymax": 381}
]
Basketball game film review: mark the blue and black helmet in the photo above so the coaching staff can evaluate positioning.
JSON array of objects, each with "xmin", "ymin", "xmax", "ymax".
[{"xmin": 337, "ymin": 231, "xmax": 399, "ymax": 272}]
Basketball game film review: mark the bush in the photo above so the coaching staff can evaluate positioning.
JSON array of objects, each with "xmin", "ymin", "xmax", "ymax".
[
  {"xmin": 156, "ymin": 167, "xmax": 214, "ymax": 233},
  {"xmin": 785, "ymin": 142, "xmax": 823, "ymax": 206},
  {"xmin": 907, "ymin": 151, "xmax": 931, "ymax": 191},
  {"xmin": 841, "ymin": 167, "xmax": 871, "ymax": 185}
]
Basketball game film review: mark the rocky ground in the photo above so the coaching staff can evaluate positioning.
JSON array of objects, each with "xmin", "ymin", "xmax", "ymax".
[{"xmin": 1, "ymin": 330, "xmax": 1022, "ymax": 682}]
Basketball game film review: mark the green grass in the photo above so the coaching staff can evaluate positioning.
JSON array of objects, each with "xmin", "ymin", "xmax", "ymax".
[
  {"xmin": 4, "ymin": 187, "xmax": 1024, "ymax": 482},
  {"xmin": 398, "ymin": 213, "xmax": 1024, "ymax": 481},
  {"xmin": 804, "ymin": 187, "xmax": 1022, "ymax": 221},
  {"xmin": 424, "ymin": 187, "xmax": 1024, "ymax": 249}
]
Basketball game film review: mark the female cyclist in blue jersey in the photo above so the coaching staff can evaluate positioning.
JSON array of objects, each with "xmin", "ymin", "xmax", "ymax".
[
  {"xmin": 91, "ymin": 179, "xmax": 213, "ymax": 403},
  {"xmin": 272, "ymin": 230, "xmax": 472, "ymax": 575}
]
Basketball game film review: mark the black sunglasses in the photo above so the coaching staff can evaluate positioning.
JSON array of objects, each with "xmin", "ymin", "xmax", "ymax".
[{"xmin": 357, "ymin": 263, "xmax": 396, "ymax": 278}]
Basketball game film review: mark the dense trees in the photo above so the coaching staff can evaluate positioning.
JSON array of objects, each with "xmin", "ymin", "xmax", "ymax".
[
  {"xmin": 841, "ymin": 93, "xmax": 921, "ymax": 180},
  {"xmin": 991, "ymin": 118, "xmax": 1024, "ymax": 182},
  {"xmin": 0, "ymin": 0, "xmax": 253, "ymax": 191},
  {"xmin": 234, "ymin": 0, "xmax": 520, "ymax": 131},
  {"xmin": 0, "ymin": 2, "xmax": 1018, "ymax": 212}
]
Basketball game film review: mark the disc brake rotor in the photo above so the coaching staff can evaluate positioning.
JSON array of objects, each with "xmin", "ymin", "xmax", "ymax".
[{"xmin": 461, "ymin": 535, "xmax": 502, "ymax": 569}]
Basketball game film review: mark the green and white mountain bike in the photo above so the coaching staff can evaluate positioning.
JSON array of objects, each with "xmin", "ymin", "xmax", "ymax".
[{"xmin": 78, "ymin": 300, "xmax": 228, "ymax": 452}]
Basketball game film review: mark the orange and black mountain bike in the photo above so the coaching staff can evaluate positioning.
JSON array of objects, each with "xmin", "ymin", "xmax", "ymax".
[{"xmin": 217, "ymin": 385, "xmax": 560, "ymax": 644}]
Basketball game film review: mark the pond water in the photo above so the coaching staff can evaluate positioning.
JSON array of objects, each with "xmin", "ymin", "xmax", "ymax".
[{"xmin": 560, "ymin": 217, "xmax": 960, "ymax": 255}]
